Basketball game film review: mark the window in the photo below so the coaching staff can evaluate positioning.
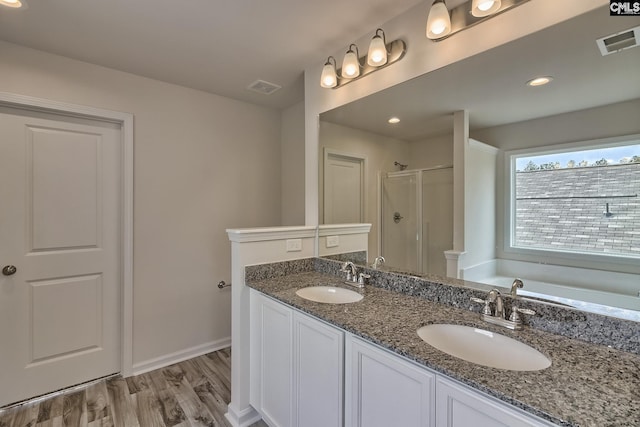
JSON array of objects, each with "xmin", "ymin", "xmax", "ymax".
[{"xmin": 508, "ymin": 139, "xmax": 640, "ymax": 260}]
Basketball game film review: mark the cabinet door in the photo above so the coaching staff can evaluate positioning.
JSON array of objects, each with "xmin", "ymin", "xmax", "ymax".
[
  {"xmin": 293, "ymin": 312, "xmax": 344, "ymax": 427},
  {"xmin": 346, "ymin": 335, "xmax": 435, "ymax": 427},
  {"xmin": 252, "ymin": 292, "xmax": 293, "ymax": 427},
  {"xmin": 436, "ymin": 377, "xmax": 554, "ymax": 427}
]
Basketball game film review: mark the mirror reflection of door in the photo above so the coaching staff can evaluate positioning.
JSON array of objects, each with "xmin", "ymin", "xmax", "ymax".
[{"xmin": 323, "ymin": 149, "xmax": 365, "ymax": 224}]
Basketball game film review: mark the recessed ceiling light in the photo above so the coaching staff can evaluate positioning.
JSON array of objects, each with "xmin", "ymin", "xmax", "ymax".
[
  {"xmin": 0, "ymin": 0, "xmax": 23, "ymax": 8},
  {"xmin": 388, "ymin": 117, "xmax": 401, "ymax": 124},
  {"xmin": 526, "ymin": 76, "xmax": 553, "ymax": 87}
]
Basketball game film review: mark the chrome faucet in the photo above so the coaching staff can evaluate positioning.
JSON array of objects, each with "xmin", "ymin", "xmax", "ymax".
[
  {"xmin": 471, "ymin": 288, "xmax": 535, "ymax": 330},
  {"xmin": 511, "ymin": 278, "xmax": 524, "ymax": 297},
  {"xmin": 371, "ymin": 256, "xmax": 386, "ymax": 269},
  {"xmin": 341, "ymin": 262, "xmax": 368, "ymax": 288},
  {"xmin": 341, "ymin": 262, "xmax": 358, "ymax": 282}
]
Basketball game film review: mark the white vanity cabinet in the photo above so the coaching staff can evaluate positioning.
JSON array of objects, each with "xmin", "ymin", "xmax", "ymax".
[
  {"xmin": 250, "ymin": 290, "xmax": 344, "ymax": 427},
  {"xmin": 436, "ymin": 376, "xmax": 555, "ymax": 427},
  {"xmin": 345, "ymin": 335, "xmax": 436, "ymax": 427},
  {"xmin": 251, "ymin": 290, "xmax": 556, "ymax": 427}
]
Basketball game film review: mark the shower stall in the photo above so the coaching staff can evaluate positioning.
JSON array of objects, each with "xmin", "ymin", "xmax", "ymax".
[{"xmin": 380, "ymin": 166, "xmax": 453, "ymax": 276}]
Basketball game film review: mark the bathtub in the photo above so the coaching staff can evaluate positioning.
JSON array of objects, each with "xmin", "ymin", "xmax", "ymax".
[{"xmin": 462, "ymin": 259, "xmax": 640, "ymax": 321}]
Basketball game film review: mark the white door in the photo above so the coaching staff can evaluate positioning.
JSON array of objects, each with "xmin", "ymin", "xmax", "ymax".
[
  {"xmin": 0, "ymin": 109, "xmax": 121, "ymax": 406},
  {"xmin": 324, "ymin": 152, "xmax": 364, "ymax": 224}
]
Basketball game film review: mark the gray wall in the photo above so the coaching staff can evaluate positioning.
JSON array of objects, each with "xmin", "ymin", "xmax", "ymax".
[
  {"xmin": 281, "ymin": 101, "xmax": 306, "ymax": 226},
  {"xmin": 471, "ymin": 99, "xmax": 640, "ymax": 150},
  {"xmin": 0, "ymin": 40, "xmax": 283, "ymax": 367}
]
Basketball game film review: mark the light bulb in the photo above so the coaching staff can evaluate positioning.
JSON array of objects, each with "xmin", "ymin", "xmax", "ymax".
[
  {"xmin": 0, "ymin": 0, "xmax": 23, "ymax": 7},
  {"xmin": 426, "ymin": 1, "xmax": 451, "ymax": 40},
  {"xmin": 341, "ymin": 46, "xmax": 360, "ymax": 78},
  {"xmin": 431, "ymin": 20, "xmax": 447, "ymax": 36},
  {"xmin": 368, "ymin": 30, "xmax": 388, "ymax": 66},
  {"xmin": 472, "ymin": 0, "xmax": 501, "ymax": 17},
  {"xmin": 320, "ymin": 58, "xmax": 337, "ymax": 88}
]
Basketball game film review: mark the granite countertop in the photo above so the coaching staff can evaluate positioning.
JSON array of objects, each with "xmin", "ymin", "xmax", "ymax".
[{"xmin": 247, "ymin": 270, "xmax": 640, "ymax": 427}]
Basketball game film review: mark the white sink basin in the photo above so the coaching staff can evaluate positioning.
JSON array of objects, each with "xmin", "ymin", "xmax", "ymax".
[
  {"xmin": 296, "ymin": 286, "xmax": 363, "ymax": 304},
  {"xmin": 417, "ymin": 324, "xmax": 551, "ymax": 371}
]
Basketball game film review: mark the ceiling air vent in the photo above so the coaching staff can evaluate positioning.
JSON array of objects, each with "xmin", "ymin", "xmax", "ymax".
[
  {"xmin": 247, "ymin": 79, "xmax": 282, "ymax": 95},
  {"xmin": 596, "ymin": 25, "xmax": 640, "ymax": 56}
]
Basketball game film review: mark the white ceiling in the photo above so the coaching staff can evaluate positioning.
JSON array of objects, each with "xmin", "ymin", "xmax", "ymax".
[
  {"xmin": 0, "ymin": 0, "xmax": 451, "ymax": 110},
  {"xmin": 321, "ymin": 6, "xmax": 640, "ymax": 141}
]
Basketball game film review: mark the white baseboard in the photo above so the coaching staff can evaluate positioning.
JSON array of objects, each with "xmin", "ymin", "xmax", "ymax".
[
  {"xmin": 131, "ymin": 336, "xmax": 231, "ymax": 376},
  {"xmin": 225, "ymin": 404, "xmax": 262, "ymax": 427}
]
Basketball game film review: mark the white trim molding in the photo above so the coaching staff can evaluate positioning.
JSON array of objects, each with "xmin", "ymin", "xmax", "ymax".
[
  {"xmin": 227, "ymin": 226, "xmax": 317, "ymax": 243},
  {"xmin": 318, "ymin": 223, "xmax": 372, "ymax": 236},
  {"xmin": 0, "ymin": 91, "xmax": 135, "ymax": 377},
  {"xmin": 132, "ymin": 337, "xmax": 231, "ymax": 376}
]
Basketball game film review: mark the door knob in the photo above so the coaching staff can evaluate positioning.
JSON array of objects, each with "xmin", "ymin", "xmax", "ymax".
[{"xmin": 2, "ymin": 265, "xmax": 17, "ymax": 276}]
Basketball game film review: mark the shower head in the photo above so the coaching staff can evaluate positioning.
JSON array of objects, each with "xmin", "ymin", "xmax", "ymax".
[{"xmin": 394, "ymin": 161, "xmax": 408, "ymax": 170}]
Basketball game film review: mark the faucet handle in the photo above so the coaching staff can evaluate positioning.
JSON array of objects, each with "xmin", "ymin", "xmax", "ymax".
[
  {"xmin": 471, "ymin": 297, "xmax": 492, "ymax": 315},
  {"xmin": 357, "ymin": 273, "xmax": 370, "ymax": 285},
  {"xmin": 509, "ymin": 306, "xmax": 536, "ymax": 323}
]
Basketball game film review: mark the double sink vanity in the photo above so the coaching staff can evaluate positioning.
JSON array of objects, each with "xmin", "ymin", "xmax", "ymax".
[
  {"xmin": 245, "ymin": 257, "xmax": 639, "ymax": 427},
  {"xmin": 296, "ymin": 284, "xmax": 552, "ymax": 372}
]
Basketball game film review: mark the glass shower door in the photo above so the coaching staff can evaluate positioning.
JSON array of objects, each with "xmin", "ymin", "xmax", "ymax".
[
  {"xmin": 381, "ymin": 173, "xmax": 419, "ymax": 273},
  {"xmin": 421, "ymin": 168, "xmax": 453, "ymax": 276}
]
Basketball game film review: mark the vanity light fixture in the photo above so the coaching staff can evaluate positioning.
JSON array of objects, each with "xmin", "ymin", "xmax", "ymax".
[
  {"xmin": 526, "ymin": 76, "xmax": 553, "ymax": 87},
  {"xmin": 426, "ymin": 0, "xmax": 452, "ymax": 40},
  {"xmin": 427, "ymin": 0, "xmax": 529, "ymax": 42},
  {"xmin": 0, "ymin": 0, "xmax": 23, "ymax": 7},
  {"xmin": 320, "ymin": 29, "xmax": 406, "ymax": 89}
]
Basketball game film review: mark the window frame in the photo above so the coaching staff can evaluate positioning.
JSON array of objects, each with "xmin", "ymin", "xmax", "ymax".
[{"xmin": 502, "ymin": 133, "xmax": 640, "ymax": 272}]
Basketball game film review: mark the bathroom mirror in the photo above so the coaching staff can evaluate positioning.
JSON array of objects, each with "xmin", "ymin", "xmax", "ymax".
[{"xmin": 317, "ymin": 6, "xmax": 640, "ymax": 318}]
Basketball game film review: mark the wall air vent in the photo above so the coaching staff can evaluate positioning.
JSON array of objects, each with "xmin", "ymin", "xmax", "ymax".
[
  {"xmin": 247, "ymin": 79, "xmax": 282, "ymax": 95},
  {"xmin": 596, "ymin": 25, "xmax": 640, "ymax": 56}
]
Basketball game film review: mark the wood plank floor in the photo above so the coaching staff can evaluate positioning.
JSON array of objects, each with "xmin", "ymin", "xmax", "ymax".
[{"xmin": 0, "ymin": 348, "xmax": 268, "ymax": 427}]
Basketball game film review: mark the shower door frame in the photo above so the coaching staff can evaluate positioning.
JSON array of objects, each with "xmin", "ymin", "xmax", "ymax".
[{"xmin": 378, "ymin": 164, "xmax": 453, "ymax": 274}]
